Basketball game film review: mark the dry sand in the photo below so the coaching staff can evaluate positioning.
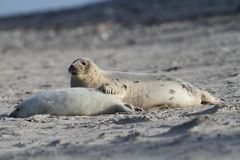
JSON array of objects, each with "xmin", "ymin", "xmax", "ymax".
[{"xmin": 0, "ymin": 0, "xmax": 240, "ymax": 159}]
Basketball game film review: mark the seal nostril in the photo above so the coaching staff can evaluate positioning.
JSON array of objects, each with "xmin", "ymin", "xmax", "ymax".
[
  {"xmin": 68, "ymin": 65, "xmax": 75, "ymax": 72},
  {"xmin": 68, "ymin": 65, "xmax": 78, "ymax": 75},
  {"xmin": 70, "ymin": 65, "xmax": 75, "ymax": 69}
]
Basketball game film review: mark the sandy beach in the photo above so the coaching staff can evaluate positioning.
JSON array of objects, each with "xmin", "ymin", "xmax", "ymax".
[{"xmin": 0, "ymin": 0, "xmax": 240, "ymax": 159}]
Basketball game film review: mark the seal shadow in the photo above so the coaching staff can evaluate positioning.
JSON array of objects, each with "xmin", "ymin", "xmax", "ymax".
[
  {"xmin": 151, "ymin": 118, "xmax": 203, "ymax": 138},
  {"xmin": 161, "ymin": 118, "xmax": 202, "ymax": 136},
  {"xmin": 183, "ymin": 104, "xmax": 225, "ymax": 117},
  {"xmin": 0, "ymin": 113, "xmax": 10, "ymax": 118},
  {"xmin": 112, "ymin": 116, "xmax": 149, "ymax": 125}
]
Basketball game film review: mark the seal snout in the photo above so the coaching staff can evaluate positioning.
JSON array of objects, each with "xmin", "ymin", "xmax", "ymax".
[
  {"xmin": 9, "ymin": 108, "xmax": 20, "ymax": 118},
  {"xmin": 9, "ymin": 111, "xmax": 16, "ymax": 118},
  {"xmin": 69, "ymin": 58, "xmax": 89, "ymax": 75},
  {"xmin": 68, "ymin": 64, "xmax": 78, "ymax": 75}
]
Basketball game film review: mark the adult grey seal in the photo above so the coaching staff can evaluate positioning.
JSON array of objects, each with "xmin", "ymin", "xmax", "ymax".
[{"xmin": 68, "ymin": 57, "xmax": 220, "ymax": 110}]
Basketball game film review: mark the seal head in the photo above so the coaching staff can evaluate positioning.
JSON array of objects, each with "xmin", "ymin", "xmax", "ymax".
[
  {"xmin": 68, "ymin": 57, "xmax": 104, "ymax": 88},
  {"xmin": 68, "ymin": 58, "xmax": 92, "ymax": 76}
]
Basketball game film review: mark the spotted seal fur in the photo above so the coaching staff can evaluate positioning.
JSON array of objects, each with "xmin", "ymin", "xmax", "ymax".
[{"xmin": 68, "ymin": 58, "xmax": 220, "ymax": 110}]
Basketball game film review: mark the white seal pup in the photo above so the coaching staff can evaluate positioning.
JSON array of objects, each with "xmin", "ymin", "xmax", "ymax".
[
  {"xmin": 68, "ymin": 57, "xmax": 220, "ymax": 110},
  {"xmin": 10, "ymin": 88, "xmax": 136, "ymax": 118}
]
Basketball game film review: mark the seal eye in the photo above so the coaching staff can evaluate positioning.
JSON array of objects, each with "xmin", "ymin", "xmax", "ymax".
[
  {"xmin": 81, "ymin": 61, "xmax": 86, "ymax": 66},
  {"xmin": 16, "ymin": 108, "xmax": 20, "ymax": 112}
]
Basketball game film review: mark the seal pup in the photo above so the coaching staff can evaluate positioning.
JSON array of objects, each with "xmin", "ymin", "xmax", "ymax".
[
  {"xmin": 10, "ymin": 88, "xmax": 136, "ymax": 118},
  {"xmin": 68, "ymin": 57, "xmax": 220, "ymax": 110}
]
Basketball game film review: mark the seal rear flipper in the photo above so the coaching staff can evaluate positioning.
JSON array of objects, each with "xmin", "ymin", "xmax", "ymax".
[{"xmin": 200, "ymin": 90, "xmax": 221, "ymax": 104}]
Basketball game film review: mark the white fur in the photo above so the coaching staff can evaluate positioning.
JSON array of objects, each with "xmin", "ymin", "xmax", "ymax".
[{"xmin": 10, "ymin": 88, "xmax": 134, "ymax": 118}]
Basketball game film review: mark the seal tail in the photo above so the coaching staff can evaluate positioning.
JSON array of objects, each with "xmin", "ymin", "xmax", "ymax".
[{"xmin": 200, "ymin": 90, "xmax": 221, "ymax": 104}]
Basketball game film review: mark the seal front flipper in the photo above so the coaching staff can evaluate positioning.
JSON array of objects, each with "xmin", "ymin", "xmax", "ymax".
[
  {"xmin": 200, "ymin": 90, "xmax": 221, "ymax": 104},
  {"xmin": 99, "ymin": 82, "xmax": 127, "ymax": 99},
  {"xmin": 100, "ymin": 83, "xmax": 117, "ymax": 94}
]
